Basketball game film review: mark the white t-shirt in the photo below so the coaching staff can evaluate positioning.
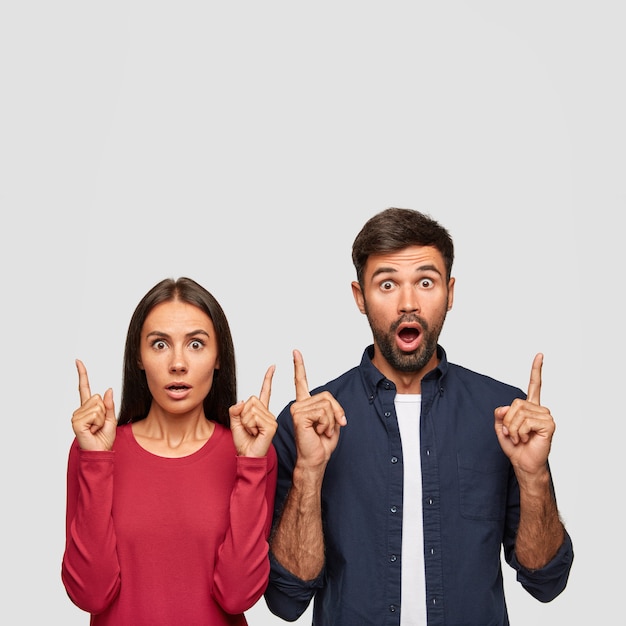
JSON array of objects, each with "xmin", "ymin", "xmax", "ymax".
[{"xmin": 395, "ymin": 394, "xmax": 427, "ymax": 626}]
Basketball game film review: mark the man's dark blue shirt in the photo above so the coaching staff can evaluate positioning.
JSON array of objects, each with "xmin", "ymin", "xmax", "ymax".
[{"xmin": 265, "ymin": 345, "xmax": 573, "ymax": 625}]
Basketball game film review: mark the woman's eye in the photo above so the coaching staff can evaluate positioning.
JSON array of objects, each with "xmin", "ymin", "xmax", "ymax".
[
  {"xmin": 190, "ymin": 339, "xmax": 205, "ymax": 350},
  {"xmin": 153, "ymin": 340, "xmax": 167, "ymax": 350}
]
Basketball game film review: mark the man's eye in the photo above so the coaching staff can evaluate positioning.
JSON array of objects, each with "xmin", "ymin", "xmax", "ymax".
[
  {"xmin": 420, "ymin": 279, "xmax": 433, "ymax": 288},
  {"xmin": 381, "ymin": 281, "xmax": 394, "ymax": 290}
]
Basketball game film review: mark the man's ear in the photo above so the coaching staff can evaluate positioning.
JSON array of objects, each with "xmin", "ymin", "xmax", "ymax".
[
  {"xmin": 447, "ymin": 276, "xmax": 455, "ymax": 311},
  {"xmin": 351, "ymin": 281, "xmax": 367, "ymax": 314}
]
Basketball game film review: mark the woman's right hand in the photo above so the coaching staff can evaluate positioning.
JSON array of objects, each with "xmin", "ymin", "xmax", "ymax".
[{"xmin": 71, "ymin": 359, "xmax": 117, "ymax": 451}]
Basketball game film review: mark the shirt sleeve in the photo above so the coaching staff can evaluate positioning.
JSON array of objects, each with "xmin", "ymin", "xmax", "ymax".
[
  {"xmin": 502, "ymin": 462, "xmax": 575, "ymax": 603},
  {"xmin": 264, "ymin": 552, "xmax": 324, "ymax": 621},
  {"xmin": 61, "ymin": 440, "xmax": 121, "ymax": 614},
  {"xmin": 212, "ymin": 445, "xmax": 278, "ymax": 615},
  {"xmin": 509, "ymin": 529, "xmax": 574, "ymax": 602}
]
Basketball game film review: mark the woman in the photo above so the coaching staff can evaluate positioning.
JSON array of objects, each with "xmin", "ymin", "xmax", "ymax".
[{"xmin": 62, "ymin": 277, "xmax": 278, "ymax": 625}]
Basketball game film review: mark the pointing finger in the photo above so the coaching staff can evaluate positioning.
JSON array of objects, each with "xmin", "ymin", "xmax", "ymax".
[
  {"xmin": 293, "ymin": 349, "xmax": 311, "ymax": 402},
  {"xmin": 76, "ymin": 359, "xmax": 92, "ymax": 406},
  {"xmin": 527, "ymin": 353, "xmax": 543, "ymax": 405},
  {"xmin": 259, "ymin": 365, "xmax": 275, "ymax": 408}
]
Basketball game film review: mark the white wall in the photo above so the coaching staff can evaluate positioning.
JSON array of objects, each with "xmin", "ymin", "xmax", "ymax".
[{"xmin": 1, "ymin": 2, "xmax": 623, "ymax": 624}]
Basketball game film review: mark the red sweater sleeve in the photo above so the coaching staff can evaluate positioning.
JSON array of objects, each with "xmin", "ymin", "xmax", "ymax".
[
  {"xmin": 213, "ymin": 444, "xmax": 278, "ymax": 614},
  {"xmin": 61, "ymin": 440, "xmax": 121, "ymax": 613}
]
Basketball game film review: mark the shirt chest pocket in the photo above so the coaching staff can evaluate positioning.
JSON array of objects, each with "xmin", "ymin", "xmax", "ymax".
[{"xmin": 457, "ymin": 454, "xmax": 508, "ymax": 521}]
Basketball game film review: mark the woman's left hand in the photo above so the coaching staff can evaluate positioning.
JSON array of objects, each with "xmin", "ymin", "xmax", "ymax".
[{"xmin": 229, "ymin": 365, "xmax": 278, "ymax": 457}]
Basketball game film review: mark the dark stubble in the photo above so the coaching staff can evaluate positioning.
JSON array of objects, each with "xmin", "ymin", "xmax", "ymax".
[{"xmin": 364, "ymin": 306, "xmax": 448, "ymax": 373}]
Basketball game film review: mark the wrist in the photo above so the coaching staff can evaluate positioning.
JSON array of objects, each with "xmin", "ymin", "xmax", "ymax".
[
  {"xmin": 516, "ymin": 464, "xmax": 551, "ymax": 497},
  {"xmin": 292, "ymin": 463, "xmax": 326, "ymax": 491}
]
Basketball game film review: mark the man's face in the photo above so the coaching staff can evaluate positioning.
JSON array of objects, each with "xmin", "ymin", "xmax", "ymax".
[{"xmin": 352, "ymin": 245, "xmax": 454, "ymax": 379}]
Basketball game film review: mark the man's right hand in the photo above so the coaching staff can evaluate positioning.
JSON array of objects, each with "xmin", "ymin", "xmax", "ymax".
[
  {"xmin": 290, "ymin": 349, "xmax": 346, "ymax": 470},
  {"xmin": 268, "ymin": 350, "xmax": 346, "ymax": 583}
]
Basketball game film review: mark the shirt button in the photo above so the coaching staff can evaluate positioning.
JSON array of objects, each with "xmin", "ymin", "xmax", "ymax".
[
  {"xmin": 389, "ymin": 605, "xmax": 397, "ymax": 613},
  {"xmin": 384, "ymin": 411, "xmax": 391, "ymax": 417},
  {"xmin": 390, "ymin": 506, "xmax": 397, "ymax": 513},
  {"xmin": 427, "ymin": 497, "xmax": 434, "ymax": 505},
  {"xmin": 391, "ymin": 456, "xmax": 398, "ymax": 464},
  {"xmin": 390, "ymin": 554, "xmax": 397, "ymax": 562}
]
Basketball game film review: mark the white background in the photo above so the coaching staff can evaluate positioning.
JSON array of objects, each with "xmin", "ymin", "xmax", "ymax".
[{"xmin": 1, "ymin": 2, "xmax": 623, "ymax": 624}]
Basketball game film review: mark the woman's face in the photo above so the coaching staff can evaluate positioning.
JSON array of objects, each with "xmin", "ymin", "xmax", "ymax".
[{"xmin": 138, "ymin": 299, "xmax": 220, "ymax": 417}]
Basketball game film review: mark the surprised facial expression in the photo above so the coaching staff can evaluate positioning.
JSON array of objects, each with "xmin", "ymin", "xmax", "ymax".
[
  {"xmin": 352, "ymin": 245, "xmax": 454, "ymax": 377},
  {"xmin": 139, "ymin": 299, "xmax": 220, "ymax": 417}
]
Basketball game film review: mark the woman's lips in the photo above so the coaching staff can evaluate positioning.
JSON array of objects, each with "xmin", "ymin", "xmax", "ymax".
[{"xmin": 165, "ymin": 384, "xmax": 191, "ymax": 399}]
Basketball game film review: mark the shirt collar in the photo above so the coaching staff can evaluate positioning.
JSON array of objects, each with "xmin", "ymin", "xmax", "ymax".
[{"xmin": 359, "ymin": 343, "xmax": 449, "ymax": 397}]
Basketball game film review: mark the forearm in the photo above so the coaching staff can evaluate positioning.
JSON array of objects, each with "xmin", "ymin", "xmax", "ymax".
[
  {"xmin": 515, "ymin": 468, "xmax": 565, "ymax": 570},
  {"xmin": 270, "ymin": 466, "xmax": 325, "ymax": 581},
  {"xmin": 213, "ymin": 457, "xmax": 275, "ymax": 614},
  {"xmin": 62, "ymin": 447, "xmax": 120, "ymax": 612}
]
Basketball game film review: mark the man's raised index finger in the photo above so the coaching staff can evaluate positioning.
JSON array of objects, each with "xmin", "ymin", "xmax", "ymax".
[
  {"xmin": 527, "ymin": 353, "xmax": 543, "ymax": 405},
  {"xmin": 75, "ymin": 359, "xmax": 92, "ymax": 405},
  {"xmin": 293, "ymin": 349, "xmax": 312, "ymax": 402}
]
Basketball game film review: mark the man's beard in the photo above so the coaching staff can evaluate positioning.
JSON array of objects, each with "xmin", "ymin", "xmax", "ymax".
[{"xmin": 366, "ymin": 310, "xmax": 446, "ymax": 373}]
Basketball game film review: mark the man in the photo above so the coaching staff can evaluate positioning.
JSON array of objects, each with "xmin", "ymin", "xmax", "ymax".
[{"xmin": 265, "ymin": 208, "xmax": 573, "ymax": 625}]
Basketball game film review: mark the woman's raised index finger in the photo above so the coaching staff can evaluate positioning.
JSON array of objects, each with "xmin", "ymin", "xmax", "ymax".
[
  {"xmin": 526, "ymin": 353, "xmax": 543, "ymax": 405},
  {"xmin": 259, "ymin": 364, "xmax": 275, "ymax": 408},
  {"xmin": 293, "ymin": 349, "xmax": 312, "ymax": 401},
  {"xmin": 75, "ymin": 359, "xmax": 92, "ymax": 405}
]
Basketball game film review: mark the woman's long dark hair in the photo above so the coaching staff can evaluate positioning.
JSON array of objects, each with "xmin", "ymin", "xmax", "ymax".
[{"xmin": 117, "ymin": 277, "xmax": 236, "ymax": 427}]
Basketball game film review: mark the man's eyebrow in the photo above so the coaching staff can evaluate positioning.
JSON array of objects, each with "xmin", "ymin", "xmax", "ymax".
[
  {"xmin": 371, "ymin": 264, "xmax": 443, "ymax": 278},
  {"xmin": 415, "ymin": 264, "xmax": 443, "ymax": 275},
  {"xmin": 370, "ymin": 266, "xmax": 398, "ymax": 279}
]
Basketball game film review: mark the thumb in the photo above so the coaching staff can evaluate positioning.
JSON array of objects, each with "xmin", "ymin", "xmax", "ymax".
[
  {"xmin": 103, "ymin": 388, "xmax": 116, "ymax": 422},
  {"xmin": 494, "ymin": 405, "xmax": 510, "ymax": 436},
  {"xmin": 494, "ymin": 406, "xmax": 508, "ymax": 420},
  {"xmin": 228, "ymin": 400, "xmax": 244, "ymax": 423}
]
